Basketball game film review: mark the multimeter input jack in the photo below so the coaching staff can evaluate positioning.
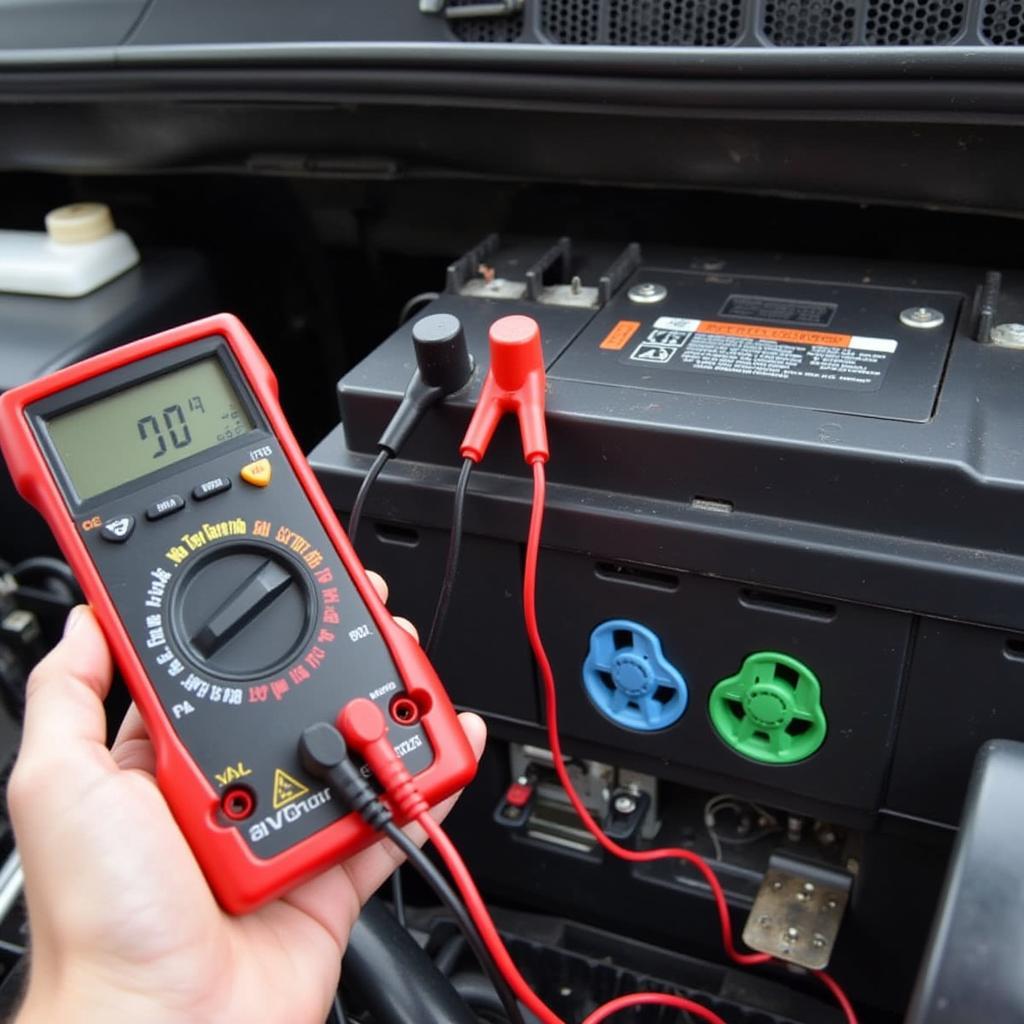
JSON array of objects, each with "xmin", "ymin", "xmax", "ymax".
[
  {"xmin": 221, "ymin": 785, "xmax": 256, "ymax": 821},
  {"xmin": 390, "ymin": 695, "xmax": 421, "ymax": 727}
]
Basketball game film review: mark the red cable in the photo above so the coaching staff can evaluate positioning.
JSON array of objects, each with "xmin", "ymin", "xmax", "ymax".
[
  {"xmin": 347, "ymin": 693, "xmax": 735, "ymax": 1024},
  {"xmin": 419, "ymin": 811, "xmax": 731, "ymax": 1024},
  {"xmin": 523, "ymin": 460, "xmax": 859, "ymax": 1024},
  {"xmin": 581, "ymin": 993, "xmax": 729, "ymax": 1024},
  {"xmin": 355, "ymin": 455, "xmax": 860, "ymax": 1023},
  {"xmin": 815, "ymin": 969, "xmax": 859, "ymax": 1022},
  {"xmin": 418, "ymin": 811, "xmax": 564, "ymax": 1024}
]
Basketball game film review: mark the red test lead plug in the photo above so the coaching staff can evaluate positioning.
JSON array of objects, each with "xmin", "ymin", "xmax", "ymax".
[
  {"xmin": 338, "ymin": 698, "xmax": 429, "ymax": 822},
  {"xmin": 459, "ymin": 315, "xmax": 548, "ymax": 465}
]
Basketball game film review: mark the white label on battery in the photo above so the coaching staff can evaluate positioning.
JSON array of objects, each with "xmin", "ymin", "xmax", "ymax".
[
  {"xmin": 849, "ymin": 335, "xmax": 898, "ymax": 353},
  {"xmin": 654, "ymin": 316, "xmax": 702, "ymax": 332}
]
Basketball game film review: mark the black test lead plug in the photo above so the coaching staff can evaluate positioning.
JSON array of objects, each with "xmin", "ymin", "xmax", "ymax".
[
  {"xmin": 297, "ymin": 717, "xmax": 527, "ymax": 1024},
  {"xmin": 299, "ymin": 722, "xmax": 391, "ymax": 831},
  {"xmin": 347, "ymin": 313, "xmax": 474, "ymax": 546}
]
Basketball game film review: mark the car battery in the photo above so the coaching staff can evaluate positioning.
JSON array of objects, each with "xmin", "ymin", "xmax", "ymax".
[{"xmin": 310, "ymin": 235, "xmax": 1024, "ymax": 830}]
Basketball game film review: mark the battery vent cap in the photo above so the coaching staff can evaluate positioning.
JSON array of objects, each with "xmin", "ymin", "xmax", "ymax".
[
  {"xmin": 582, "ymin": 619, "xmax": 687, "ymax": 732},
  {"xmin": 709, "ymin": 651, "xmax": 827, "ymax": 764}
]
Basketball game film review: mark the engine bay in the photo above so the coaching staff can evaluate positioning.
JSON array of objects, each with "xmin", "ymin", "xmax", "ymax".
[{"xmin": 2, "ymin": 5, "xmax": 1024, "ymax": 1016}]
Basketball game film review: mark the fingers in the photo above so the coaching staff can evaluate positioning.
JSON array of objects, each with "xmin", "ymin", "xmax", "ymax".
[
  {"xmin": 340, "ymin": 712, "xmax": 486, "ymax": 904},
  {"xmin": 366, "ymin": 570, "xmax": 388, "ymax": 605},
  {"xmin": 110, "ymin": 704, "xmax": 157, "ymax": 775},
  {"xmin": 365, "ymin": 570, "xmax": 418, "ymax": 641},
  {"xmin": 392, "ymin": 617, "xmax": 419, "ymax": 642},
  {"xmin": 17, "ymin": 607, "xmax": 114, "ymax": 776},
  {"xmin": 112, "ymin": 702, "xmax": 147, "ymax": 748}
]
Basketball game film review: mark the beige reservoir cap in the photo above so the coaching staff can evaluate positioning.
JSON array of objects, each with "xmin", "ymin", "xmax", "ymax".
[{"xmin": 45, "ymin": 202, "xmax": 116, "ymax": 244}]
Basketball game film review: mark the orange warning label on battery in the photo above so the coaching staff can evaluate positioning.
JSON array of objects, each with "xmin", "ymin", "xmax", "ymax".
[
  {"xmin": 696, "ymin": 320, "xmax": 853, "ymax": 348},
  {"xmin": 599, "ymin": 320, "xmax": 642, "ymax": 350}
]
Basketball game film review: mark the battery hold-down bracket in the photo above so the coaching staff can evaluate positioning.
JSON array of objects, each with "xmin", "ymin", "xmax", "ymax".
[{"xmin": 742, "ymin": 852, "xmax": 853, "ymax": 970}]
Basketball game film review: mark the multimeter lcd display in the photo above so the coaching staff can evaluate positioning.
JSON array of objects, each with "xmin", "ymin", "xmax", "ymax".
[{"xmin": 46, "ymin": 357, "xmax": 255, "ymax": 500}]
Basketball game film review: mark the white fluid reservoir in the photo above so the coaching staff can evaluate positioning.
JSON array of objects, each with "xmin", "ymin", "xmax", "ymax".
[{"xmin": 0, "ymin": 202, "xmax": 140, "ymax": 298}]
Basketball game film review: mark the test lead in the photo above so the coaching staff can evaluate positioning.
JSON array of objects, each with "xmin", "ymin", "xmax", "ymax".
[{"xmin": 347, "ymin": 312, "xmax": 473, "ymax": 546}]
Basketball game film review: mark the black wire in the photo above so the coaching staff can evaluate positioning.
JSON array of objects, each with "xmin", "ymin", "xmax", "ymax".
[
  {"xmin": 398, "ymin": 291, "xmax": 440, "ymax": 326},
  {"xmin": 381, "ymin": 821, "xmax": 525, "ymax": 1024},
  {"xmin": 11, "ymin": 557, "xmax": 80, "ymax": 598},
  {"xmin": 425, "ymin": 457, "xmax": 474, "ymax": 657},
  {"xmin": 347, "ymin": 449, "xmax": 391, "ymax": 552},
  {"xmin": 434, "ymin": 931, "xmax": 467, "ymax": 976},
  {"xmin": 391, "ymin": 866, "xmax": 407, "ymax": 928}
]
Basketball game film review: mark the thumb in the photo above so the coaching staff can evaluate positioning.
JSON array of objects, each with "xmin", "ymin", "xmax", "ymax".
[{"xmin": 16, "ymin": 606, "xmax": 115, "ymax": 779}]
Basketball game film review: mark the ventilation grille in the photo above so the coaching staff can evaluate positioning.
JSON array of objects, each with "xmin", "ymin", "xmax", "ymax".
[
  {"xmin": 763, "ymin": 0, "xmax": 858, "ymax": 45},
  {"xmin": 519, "ymin": 0, "xmax": 1017, "ymax": 45},
  {"xmin": 542, "ymin": 0, "xmax": 600, "ymax": 43},
  {"xmin": 981, "ymin": 0, "xmax": 1024, "ymax": 43},
  {"xmin": 607, "ymin": 0, "xmax": 745, "ymax": 46},
  {"xmin": 449, "ymin": 0, "xmax": 524, "ymax": 42},
  {"xmin": 864, "ymin": 0, "xmax": 966, "ymax": 43}
]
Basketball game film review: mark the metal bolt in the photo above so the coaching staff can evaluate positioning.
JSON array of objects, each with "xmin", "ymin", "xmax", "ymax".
[
  {"xmin": 803, "ymin": 882, "xmax": 815, "ymax": 894},
  {"xmin": 825, "ymin": 898, "xmax": 838, "ymax": 911},
  {"xmin": 628, "ymin": 282, "xmax": 668, "ymax": 304},
  {"xmin": 786, "ymin": 926, "xmax": 800, "ymax": 941},
  {"xmin": 771, "ymin": 880, "xmax": 784, "ymax": 891},
  {"xmin": 758, "ymin": 915, "xmax": 772, "ymax": 927},
  {"xmin": 614, "ymin": 794, "xmax": 637, "ymax": 815},
  {"xmin": 796, "ymin": 891, "xmax": 808, "ymax": 902},
  {"xmin": 812, "ymin": 933, "xmax": 827, "ymax": 949},
  {"xmin": 899, "ymin": 306, "xmax": 945, "ymax": 329},
  {"xmin": 991, "ymin": 323, "xmax": 1024, "ymax": 348}
]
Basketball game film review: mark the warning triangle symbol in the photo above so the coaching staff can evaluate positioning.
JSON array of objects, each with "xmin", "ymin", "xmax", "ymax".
[{"xmin": 272, "ymin": 768, "xmax": 310, "ymax": 809}]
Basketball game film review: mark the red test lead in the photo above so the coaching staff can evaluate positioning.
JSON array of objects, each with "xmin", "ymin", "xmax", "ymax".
[
  {"xmin": 339, "ymin": 698, "xmax": 429, "ymax": 822},
  {"xmin": 459, "ymin": 314, "xmax": 548, "ymax": 465}
]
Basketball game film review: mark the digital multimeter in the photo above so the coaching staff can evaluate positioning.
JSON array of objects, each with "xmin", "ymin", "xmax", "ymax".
[{"xmin": 0, "ymin": 313, "xmax": 476, "ymax": 913}]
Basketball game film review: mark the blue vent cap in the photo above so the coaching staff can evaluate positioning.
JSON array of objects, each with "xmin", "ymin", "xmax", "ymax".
[{"xmin": 582, "ymin": 619, "xmax": 688, "ymax": 732}]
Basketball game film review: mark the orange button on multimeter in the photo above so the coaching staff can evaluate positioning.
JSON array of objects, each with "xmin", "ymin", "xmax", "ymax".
[
  {"xmin": 240, "ymin": 457, "xmax": 271, "ymax": 487},
  {"xmin": 0, "ymin": 313, "xmax": 476, "ymax": 914}
]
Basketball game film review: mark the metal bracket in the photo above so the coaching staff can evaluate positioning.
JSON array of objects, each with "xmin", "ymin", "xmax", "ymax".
[
  {"xmin": 742, "ymin": 852, "xmax": 853, "ymax": 970},
  {"xmin": 420, "ymin": 0, "xmax": 524, "ymax": 18},
  {"xmin": 975, "ymin": 270, "xmax": 1001, "ymax": 344}
]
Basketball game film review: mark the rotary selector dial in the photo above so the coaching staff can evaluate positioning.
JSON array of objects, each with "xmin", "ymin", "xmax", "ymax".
[{"xmin": 171, "ymin": 543, "xmax": 313, "ymax": 679}]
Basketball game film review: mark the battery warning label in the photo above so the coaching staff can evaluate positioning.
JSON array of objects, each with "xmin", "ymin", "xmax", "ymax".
[{"xmin": 622, "ymin": 316, "xmax": 898, "ymax": 391}]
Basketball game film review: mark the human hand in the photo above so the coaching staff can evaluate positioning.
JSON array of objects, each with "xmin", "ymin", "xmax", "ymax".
[{"xmin": 9, "ymin": 574, "xmax": 485, "ymax": 1024}]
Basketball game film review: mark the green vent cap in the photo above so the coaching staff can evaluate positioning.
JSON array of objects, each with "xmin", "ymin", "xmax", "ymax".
[{"xmin": 709, "ymin": 651, "xmax": 827, "ymax": 765}]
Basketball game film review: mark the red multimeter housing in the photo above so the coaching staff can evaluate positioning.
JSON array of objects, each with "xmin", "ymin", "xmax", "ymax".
[{"xmin": 0, "ymin": 313, "xmax": 476, "ymax": 913}]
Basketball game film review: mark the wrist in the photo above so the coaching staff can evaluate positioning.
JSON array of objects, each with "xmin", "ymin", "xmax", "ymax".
[{"xmin": 16, "ymin": 971, "xmax": 182, "ymax": 1024}]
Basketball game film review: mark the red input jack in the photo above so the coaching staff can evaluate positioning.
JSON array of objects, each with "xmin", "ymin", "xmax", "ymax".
[
  {"xmin": 221, "ymin": 785, "xmax": 255, "ymax": 821},
  {"xmin": 389, "ymin": 694, "xmax": 421, "ymax": 727}
]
